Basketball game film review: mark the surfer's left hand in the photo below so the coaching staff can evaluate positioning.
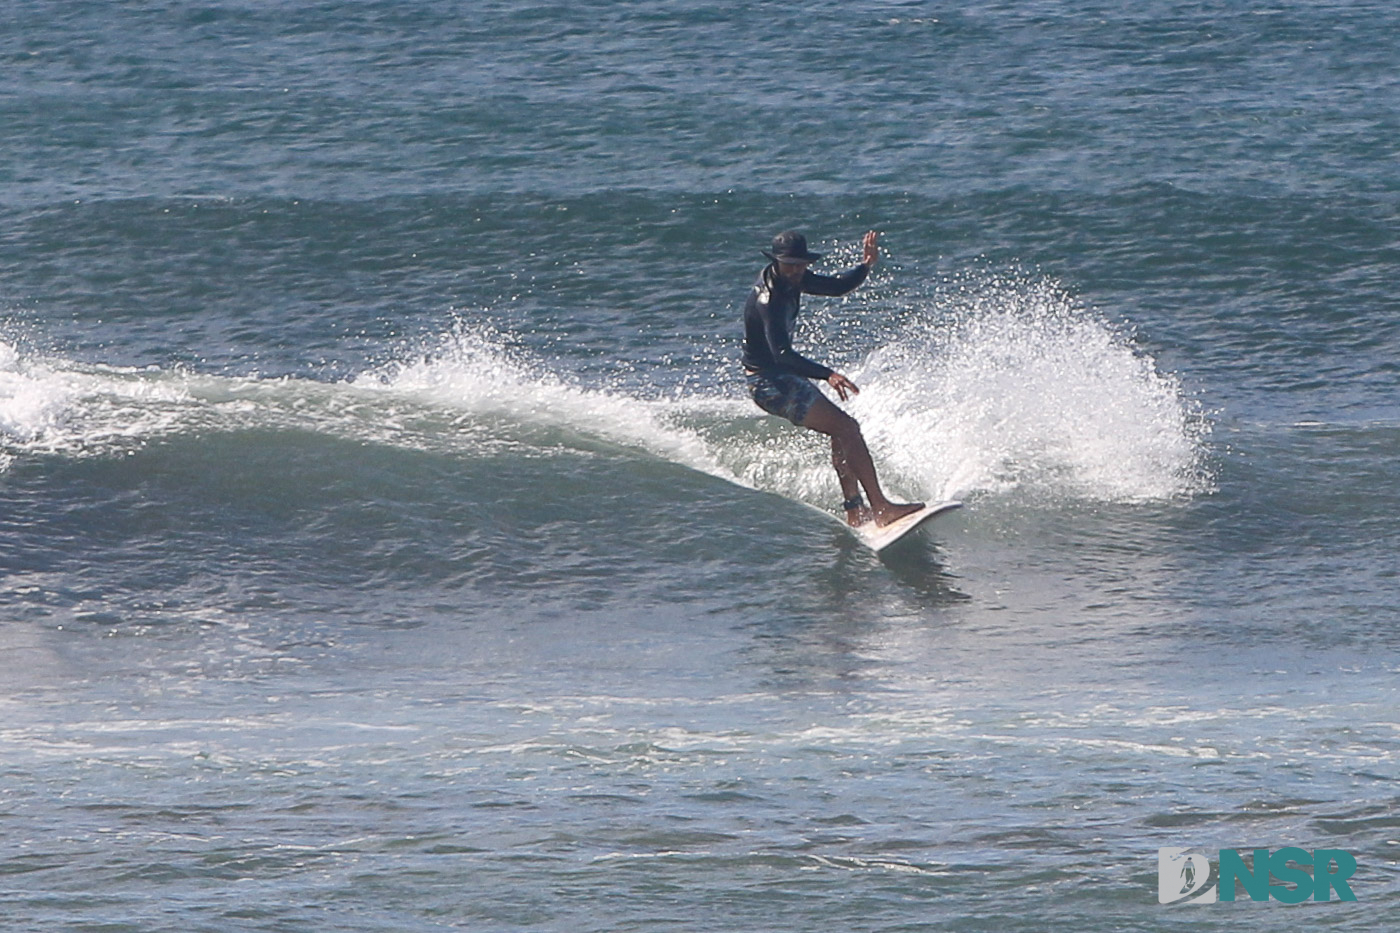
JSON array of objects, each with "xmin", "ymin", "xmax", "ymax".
[{"xmin": 862, "ymin": 230, "xmax": 880, "ymax": 267}]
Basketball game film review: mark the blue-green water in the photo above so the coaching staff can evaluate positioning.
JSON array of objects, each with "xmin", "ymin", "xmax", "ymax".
[{"xmin": 2, "ymin": 2, "xmax": 1397, "ymax": 930}]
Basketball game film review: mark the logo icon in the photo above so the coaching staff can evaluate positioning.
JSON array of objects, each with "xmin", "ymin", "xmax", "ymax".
[{"xmin": 1159, "ymin": 847, "xmax": 1217, "ymax": 904}]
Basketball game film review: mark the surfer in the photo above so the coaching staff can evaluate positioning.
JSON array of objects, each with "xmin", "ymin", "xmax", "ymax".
[{"xmin": 743, "ymin": 229, "xmax": 923, "ymax": 528}]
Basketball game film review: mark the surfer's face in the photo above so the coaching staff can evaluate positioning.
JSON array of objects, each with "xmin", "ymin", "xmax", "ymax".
[{"xmin": 777, "ymin": 261, "xmax": 808, "ymax": 285}]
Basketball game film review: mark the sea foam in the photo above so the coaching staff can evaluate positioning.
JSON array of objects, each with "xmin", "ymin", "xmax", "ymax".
[
  {"xmin": 357, "ymin": 320, "xmax": 737, "ymax": 480},
  {"xmin": 0, "ymin": 340, "xmax": 193, "ymax": 469},
  {"xmin": 847, "ymin": 273, "xmax": 1214, "ymax": 503}
]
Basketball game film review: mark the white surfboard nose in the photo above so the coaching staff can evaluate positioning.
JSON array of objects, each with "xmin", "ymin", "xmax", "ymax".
[{"xmin": 855, "ymin": 501, "xmax": 962, "ymax": 552}]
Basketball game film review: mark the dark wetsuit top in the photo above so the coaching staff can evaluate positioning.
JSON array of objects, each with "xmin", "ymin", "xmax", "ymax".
[{"xmin": 741, "ymin": 262, "xmax": 869, "ymax": 379}]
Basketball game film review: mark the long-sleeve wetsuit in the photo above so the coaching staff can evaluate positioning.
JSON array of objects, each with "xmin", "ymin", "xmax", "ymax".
[{"xmin": 741, "ymin": 262, "xmax": 869, "ymax": 379}]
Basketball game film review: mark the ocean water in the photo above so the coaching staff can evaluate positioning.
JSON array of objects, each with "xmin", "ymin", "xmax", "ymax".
[{"xmin": 2, "ymin": 0, "xmax": 1397, "ymax": 929}]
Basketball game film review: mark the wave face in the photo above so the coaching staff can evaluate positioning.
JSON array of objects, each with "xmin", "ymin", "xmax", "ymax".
[{"xmin": 4, "ymin": 270, "xmax": 1213, "ymax": 517}]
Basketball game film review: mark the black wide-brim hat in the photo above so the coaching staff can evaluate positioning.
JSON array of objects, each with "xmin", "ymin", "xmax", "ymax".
[{"xmin": 761, "ymin": 230, "xmax": 823, "ymax": 264}]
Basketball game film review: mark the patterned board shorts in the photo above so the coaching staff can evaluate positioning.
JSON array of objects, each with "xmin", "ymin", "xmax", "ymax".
[{"xmin": 746, "ymin": 371, "xmax": 823, "ymax": 426}]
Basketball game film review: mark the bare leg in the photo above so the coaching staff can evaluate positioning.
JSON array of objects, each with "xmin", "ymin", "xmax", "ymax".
[
  {"xmin": 831, "ymin": 435, "xmax": 873, "ymax": 527},
  {"xmin": 801, "ymin": 395, "xmax": 923, "ymax": 526}
]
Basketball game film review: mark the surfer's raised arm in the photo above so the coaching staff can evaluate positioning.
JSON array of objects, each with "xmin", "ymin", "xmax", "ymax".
[{"xmin": 822, "ymin": 230, "xmax": 881, "ymax": 401}]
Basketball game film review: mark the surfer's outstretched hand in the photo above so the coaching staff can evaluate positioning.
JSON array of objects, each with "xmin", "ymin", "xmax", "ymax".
[
  {"xmin": 827, "ymin": 372, "xmax": 859, "ymax": 401},
  {"xmin": 862, "ymin": 230, "xmax": 880, "ymax": 267}
]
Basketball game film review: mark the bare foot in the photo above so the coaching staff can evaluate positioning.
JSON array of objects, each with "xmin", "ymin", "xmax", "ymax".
[
  {"xmin": 845, "ymin": 505, "xmax": 875, "ymax": 528},
  {"xmin": 874, "ymin": 501, "xmax": 925, "ymax": 527}
]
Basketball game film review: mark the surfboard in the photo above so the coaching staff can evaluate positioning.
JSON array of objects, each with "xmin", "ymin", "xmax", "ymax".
[{"xmin": 850, "ymin": 500, "xmax": 962, "ymax": 552}]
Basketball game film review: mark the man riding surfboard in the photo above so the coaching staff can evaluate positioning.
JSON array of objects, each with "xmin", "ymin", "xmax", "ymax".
[{"xmin": 742, "ymin": 229, "xmax": 923, "ymax": 527}]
